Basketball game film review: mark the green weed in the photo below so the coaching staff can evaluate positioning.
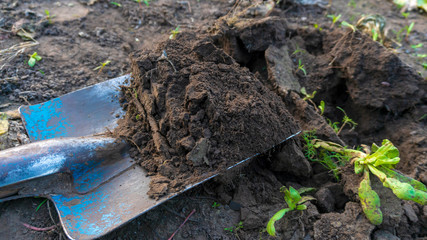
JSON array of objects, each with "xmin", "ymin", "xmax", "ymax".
[
  {"xmin": 93, "ymin": 60, "xmax": 111, "ymax": 74},
  {"xmin": 327, "ymin": 14, "xmax": 342, "ymax": 27},
  {"xmin": 28, "ymin": 52, "xmax": 42, "ymax": 67},
  {"xmin": 313, "ymin": 23, "xmax": 323, "ymax": 31},
  {"xmin": 44, "ymin": 10, "xmax": 55, "ymax": 24},
  {"xmin": 296, "ymin": 59, "xmax": 307, "ymax": 76},
  {"xmin": 336, "ymin": 107, "xmax": 357, "ymax": 135},
  {"xmin": 341, "ymin": 21, "xmax": 356, "ymax": 32},
  {"xmin": 318, "ymin": 100, "xmax": 325, "ymax": 115},
  {"xmin": 110, "ymin": 1, "xmax": 122, "ymax": 7},
  {"xmin": 212, "ymin": 202, "xmax": 220, "ymax": 208},
  {"xmin": 401, "ymin": 12, "xmax": 410, "ymax": 19},
  {"xmin": 405, "ymin": 22, "xmax": 414, "ymax": 41},
  {"xmin": 348, "ymin": 0, "xmax": 356, "ymax": 8},
  {"xmin": 169, "ymin": 26, "xmax": 180, "ymax": 40},
  {"xmin": 267, "ymin": 186, "xmax": 315, "ymax": 236},
  {"xmin": 224, "ymin": 221, "xmax": 243, "ymax": 233},
  {"xmin": 312, "ymin": 139, "xmax": 427, "ymax": 225},
  {"xmin": 36, "ymin": 199, "xmax": 48, "ymax": 212},
  {"xmin": 292, "ymin": 45, "xmax": 307, "ymax": 55}
]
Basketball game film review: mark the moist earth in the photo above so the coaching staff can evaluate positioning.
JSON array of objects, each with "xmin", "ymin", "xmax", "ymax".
[
  {"xmin": 0, "ymin": 0, "xmax": 426, "ymax": 239},
  {"xmin": 114, "ymin": 31, "xmax": 300, "ymax": 199}
]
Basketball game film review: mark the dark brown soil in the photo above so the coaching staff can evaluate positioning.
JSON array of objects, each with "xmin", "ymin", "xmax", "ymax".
[
  {"xmin": 1, "ymin": 0, "xmax": 427, "ymax": 239},
  {"xmin": 114, "ymin": 31, "xmax": 299, "ymax": 198}
]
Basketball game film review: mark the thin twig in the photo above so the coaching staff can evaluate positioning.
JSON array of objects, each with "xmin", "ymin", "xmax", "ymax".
[
  {"xmin": 21, "ymin": 222, "xmax": 57, "ymax": 232},
  {"xmin": 167, "ymin": 209, "xmax": 196, "ymax": 240}
]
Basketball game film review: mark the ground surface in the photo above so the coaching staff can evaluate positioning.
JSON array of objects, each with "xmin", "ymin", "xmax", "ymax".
[{"xmin": 0, "ymin": 0, "xmax": 426, "ymax": 239}]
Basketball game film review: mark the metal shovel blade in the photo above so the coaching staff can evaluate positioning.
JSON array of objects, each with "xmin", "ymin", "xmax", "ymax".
[{"xmin": 0, "ymin": 75, "xmax": 300, "ymax": 240}]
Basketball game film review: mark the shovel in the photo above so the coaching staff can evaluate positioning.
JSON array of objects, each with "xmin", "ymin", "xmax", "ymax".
[{"xmin": 0, "ymin": 74, "xmax": 300, "ymax": 240}]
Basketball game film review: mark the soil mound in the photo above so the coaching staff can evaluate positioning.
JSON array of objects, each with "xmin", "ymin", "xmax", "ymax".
[{"xmin": 115, "ymin": 31, "xmax": 299, "ymax": 199}]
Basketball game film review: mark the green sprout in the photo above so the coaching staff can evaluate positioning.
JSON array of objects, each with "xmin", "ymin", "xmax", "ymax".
[
  {"xmin": 300, "ymin": 87, "xmax": 319, "ymax": 112},
  {"xmin": 348, "ymin": 0, "xmax": 356, "ymax": 8},
  {"xmin": 44, "ymin": 10, "xmax": 55, "ymax": 24},
  {"xmin": 169, "ymin": 26, "xmax": 180, "ymax": 40},
  {"xmin": 296, "ymin": 59, "xmax": 307, "ymax": 76},
  {"xmin": 36, "ymin": 199, "xmax": 48, "ymax": 212},
  {"xmin": 110, "ymin": 1, "xmax": 122, "ymax": 7},
  {"xmin": 405, "ymin": 22, "xmax": 414, "ymax": 41},
  {"xmin": 327, "ymin": 14, "xmax": 342, "ymax": 27},
  {"xmin": 134, "ymin": 0, "xmax": 150, "ymax": 7},
  {"xmin": 356, "ymin": 15, "xmax": 386, "ymax": 44},
  {"xmin": 401, "ymin": 12, "xmax": 410, "ymax": 19},
  {"xmin": 336, "ymin": 106, "xmax": 357, "ymax": 135},
  {"xmin": 312, "ymin": 139, "xmax": 427, "ymax": 225},
  {"xmin": 318, "ymin": 100, "xmax": 325, "ymax": 115},
  {"xmin": 423, "ymin": 62, "xmax": 427, "ymax": 70},
  {"xmin": 267, "ymin": 186, "xmax": 315, "ymax": 236},
  {"xmin": 224, "ymin": 221, "xmax": 243, "ymax": 233},
  {"xmin": 327, "ymin": 119, "xmax": 340, "ymax": 133},
  {"xmin": 135, "ymin": 114, "xmax": 141, "ymax": 121},
  {"xmin": 416, "ymin": 54, "xmax": 427, "ymax": 59},
  {"xmin": 28, "ymin": 52, "xmax": 42, "ymax": 67},
  {"xmin": 292, "ymin": 45, "xmax": 307, "ymax": 55},
  {"xmin": 341, "ymin": 21, "xmax": 356, "ymax": 32},
  {"xmin": 314, "ymin": 23, "xmax": 323, "ymax": 31},
  {"xmin": 302, "ymin": 131, "xmax": 346, "ymax": 180},
  {"xmin": 93, "ymin": 60, "xmax": 111, "ymax": 74},
  {"xmin": 411, "ymin": 43, "xmax": 423, "ymax": 49},
  {"xmin": 212, "ymin": 202, "xmax": 220, "ymax": 208}
]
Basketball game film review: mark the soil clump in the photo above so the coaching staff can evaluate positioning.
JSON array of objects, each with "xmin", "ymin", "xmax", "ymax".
[{"xmin": 114, "ymin": 31, "xmax": 300, "ymax": 199}]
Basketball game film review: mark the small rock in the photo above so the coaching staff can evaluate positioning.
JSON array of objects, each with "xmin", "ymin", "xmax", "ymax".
[
  {"xmin": 94, "ymin": 27, "xmax": 105, "ymax": 37},
  {"xmin": 78, "ymin": 31, "xmax": 89, "ymax": 38},
  {"xmin": 373, "ymin": 230, "xmax": 400, "ymax": 240},
  {"xmin": 402, "ymin": 202, "xmax": 418, "ymax": 223}
]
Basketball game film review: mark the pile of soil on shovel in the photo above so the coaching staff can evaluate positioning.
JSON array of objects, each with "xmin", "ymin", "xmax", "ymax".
[{"xmin": 114, "ymin": 31, "xmax": 300, "ymax": 199}]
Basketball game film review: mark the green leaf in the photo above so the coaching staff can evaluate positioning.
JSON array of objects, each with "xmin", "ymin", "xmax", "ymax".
[
  {"xmin": 377, "ymin": 165, "xmax": 427, "ymax": 192},
  {"xmin": 358, "ymin": 171, "xmax": 383, "ymax": 225},
  {"xmin": 341, "ymin": 21, "xmax": 356, "ymax": 32},
  {"xmin": 267, "ymin": 208, "xmax": 291, "ymax": 236},
  {"xmin": 371, "ymin": 143, "xmax": 379, "ymax": 153},
  {"xmin": 36, "ymin": 199, "xmax": 48, "ymax": 212},
  {"xmin": 373, "ymin": 156, "xmax": 400, "ymax": 167},
  {"xmin": 298, "ymin": 196, "xmax": 316, "ymax": 205},
  {"xmin": 300, "ymin": 87, "xmax": 307, "ymax": 96},
  {"xmin": 414, "ymin": 189, "xmax": 427, "ymax": 205},
  {"xmin": 297, "ymin": 187, "xmax": 316, "ymax": 195},
  {"xmin": 296, "ymin": 204, "xmax": 307, "ymax": 210},
  {"xmin": 28, "ymin": 57, "xmax": 36, "ymax": 67},
  {"xmin": 383, "ymin": 177, "xmax": 416, "ymax": 201},
  {"xmin": 318, "ymin": 101, "xmax": 325, "ymax": 115},
  {"xmin": 289, "ymin": 187, "xmax": 302, "ymax": 203},
  {"xmin": 354, "ymin": 160, "xmax": 364, "ymax": 174}
]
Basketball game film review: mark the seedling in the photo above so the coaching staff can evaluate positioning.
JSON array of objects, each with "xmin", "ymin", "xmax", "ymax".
[
  {"xmin": 336, "ymin": 107, "xmax": 357, "ymax": 135},
  {"xmin": 296, "ymin": 59, "xmax": 307, "ymax": 76},
  {"xmin": 44, "ymin": 10, "xmax": 55, "ymax": 24},
  {"xmin": 312, "ymin": 139, "xmax": 427, "ymax": 225},
  {"xmin": 411, "ymin": 43, "xmax": 423, "ymax": 49},
  {"xmin": 28, "ymin": 52, "xmax": 42, "ymax": 67},
  {"xmin": 212, "ymin": 202, "xmax": 220, "ymax": 208},
  {"xmin": 318, "ymin": 100, "xmax": 325, "ymax": 115},
  {"xmin": 134, "ymin": 0, "xmax": 150, "ymax": 6},
  {"xmin": 405, "ymin": 22, "xmax": 414, "ymax": 41},
  {"xmin": 401, "ymin": 12, "xmax": 410, "ymax": 19},
  {"xmin": 135, "ymin": 114, "xmax": 141, "ymax": 121},
  {"xmin": 93, "ymin": 60, "xmax": 111, "ymax": 74},
  {"xmin": 267, "ymin": 186, "xmax": 315, "ymax": 236},
  {"xmin": 169, "ymin": 26, "xmax": 180, "ymax": 40},
  {"xmin": 423, "ymin": 62, "xmax": 427, "ymax": 70},
  {"xmin": 348, "ymin": 0, "xmax": 356, "ymax": 8},
  {"xmin": 110, "ymin": 1, "xmax": 122, "ymax": 7},
  {"xmin": 416, "ymin": 54, "xmax": 427, "ymax": 59},
  {"xmin": 356, "ymin": 15, "xmax": 386, "ymax": 44},
  {"xmin": 327, "ymin": 119, "xmax": 340, "ymax": 133},
  {"xmin": 302, "ymin": 131, "xmax": 345, "ymax": 180},
  {"xmin": 36, "ymin": 199, "xmax": 48, "ymax": 212},
  {"xmin": 313, "ymin": 23, "xmax": 323, "ymax": 31},
  {"xmin": 327, "ymin": 14, "xmax": 342, "ymax": 27},
  {"xmin": 341, "ymin": 21, "xmax": 356, "ymax": 32},
  {"xmin": 224, "ymin": 221, "xmax": 243, "ymax": 233},
  {"xmin": 292, "ymin": 45, "xmax": 306, "ymax": 55},
  {"xmin": 300, "ymin": 87, "xmax": 319, "ymax": 112}
]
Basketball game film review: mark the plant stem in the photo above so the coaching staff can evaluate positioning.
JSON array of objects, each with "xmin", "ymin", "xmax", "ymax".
[{"xmin": 336, "ymin": 122, "xmax": 347, "ymax": 135}]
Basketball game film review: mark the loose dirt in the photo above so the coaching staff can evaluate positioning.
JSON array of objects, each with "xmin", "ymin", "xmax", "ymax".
[{"xmin": 114, "ymin": 31, "xmax": 299, "ymax": 198}]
